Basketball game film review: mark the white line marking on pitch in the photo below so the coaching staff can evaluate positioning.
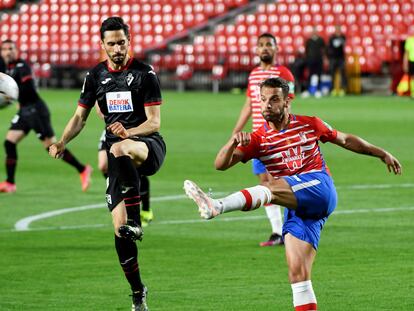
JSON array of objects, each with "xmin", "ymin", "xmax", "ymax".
[{"xmin": 12, "ymin": 183, "xmax": 414, "ymax": 232}]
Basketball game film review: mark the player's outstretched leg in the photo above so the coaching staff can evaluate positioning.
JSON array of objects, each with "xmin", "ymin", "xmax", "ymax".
[
  {"xmin": 184, "ymin": 180, "xmax": 273, "ymax": 219},
  {"xmin": 184, "ymin": 180, "xmax": 222, "ymax": 219}
]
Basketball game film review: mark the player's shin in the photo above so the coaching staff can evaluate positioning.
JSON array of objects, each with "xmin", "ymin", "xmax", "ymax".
[
  {"xmin": 4, "ymin": 140, "xmax": 17, "ymax": 184},
  {"xmin": 291, "ymin": 280, "xmax": 318, "ymax": 311},
  {"xmin": 217, "ymin": 185, "xmax": 272, "ymax": 213},
  {"xmin": 114, "ymin": 235, "xmax": 144, "ymax": 293}
]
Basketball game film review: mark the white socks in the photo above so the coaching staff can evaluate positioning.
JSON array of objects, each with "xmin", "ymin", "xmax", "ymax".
[
  {"xmin": 291, "ymin": 280, "xmax": 317, "ymax": 311},
  {"xmin": 215, "ymin": 185, "xmax": 272, "ymax": 214},
  {"xmin": 265, "ymin": 204, "xmax": 283, "ymax": 236}
]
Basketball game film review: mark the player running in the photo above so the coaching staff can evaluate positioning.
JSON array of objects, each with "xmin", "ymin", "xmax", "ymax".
[
  {"xmin": 49, "ymin": 17, "xmax": 166, "ymax": 311},
  {"xmin": 232, "ymin": 33, "xmax": 295, "ymax": 246},
  {"xmin": 0, "ymin": 40, "xmax": 91, "ymax": 193},
  {"xmin": 185, "ymin": 77, "xmax": 401, "ymax": 311}
]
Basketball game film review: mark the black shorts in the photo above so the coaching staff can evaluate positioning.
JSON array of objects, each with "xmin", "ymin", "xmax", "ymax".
[
  {"xmin": 9, "ymin": 103, "xmax": 54, "ymax": 140},
  {"xmin": 409, "ymin": 61, "xmax": 414, "ymax": 76},
  {"xmin": 106, "ymin": 132, "xmax": 166, "ymax": 211}
]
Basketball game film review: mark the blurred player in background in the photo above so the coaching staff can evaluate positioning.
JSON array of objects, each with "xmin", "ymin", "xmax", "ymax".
[
  {"xmin": 97, "ymin": 105, "xmax": 153, "ymax": 227},
  {"xmin": 185, "ymin": 77, "xmax": 401, "ymax": 311},
  {"xmin": 403, "ymin": 33, "xmax": 414, "ymax": 98},
  {"xmin": 0, "ymin": 40, "xmax": 92, "ymax": 193},
  {"xmin": 304, "ymin": 27, "xmax": 326, "ymax": 98},
  {"xmin": 49, "ymin": 17, "xmax": 166, "ymax": 311},
  {"xmin": 232, "ymin": 33, "xmax": 295, "ymax": 247},
  {"xmin": 327, "ymin": 25, "xmax": 347, "ymax": 96}
]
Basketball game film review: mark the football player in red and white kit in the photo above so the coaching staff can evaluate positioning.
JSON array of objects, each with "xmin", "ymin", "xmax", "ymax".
[
  {"xmin": 232, "ymin": 33, "xmax": 295, "ymax": 247},
  {"xmin": 185, "ymin": 77, "xmax": 401, "ymax": 311}
]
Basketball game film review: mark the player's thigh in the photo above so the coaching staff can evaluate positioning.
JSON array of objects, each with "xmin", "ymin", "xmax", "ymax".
[
  {"xmin": 110, "ymin": 139, "xmax": 149, "ymax": 165},
  {"xmin": 5, "ymin": 129, "xmax": 26, "ymax": 144},
  {"xmin": 265, "ymin": 177, "xmax": 297, "ymax": 209},
  {"xmin": 284, "ymin": 233, "xmax": 316, "ymax": 282},
  {"xmin": 98, "ymin": 150, "xmax": 108, "ymax": 173}
]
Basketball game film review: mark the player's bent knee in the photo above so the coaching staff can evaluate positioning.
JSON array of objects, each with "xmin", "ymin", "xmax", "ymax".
[
  {"xmin": 109, "ymin": 141, "xmax": 129, "ymax": 158},
  {"xmin": 288, "ymin": 265, "xmax": 309, "ymax": 284}
]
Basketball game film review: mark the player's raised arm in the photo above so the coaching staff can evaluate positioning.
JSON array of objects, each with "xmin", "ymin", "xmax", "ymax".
[
  {"xmin": 49, "ymin": 105, "xmax": 91, "ymax": 158},
  {"xmin": 110, "ymin": 105, "xmax": 160, "ymax": 139},
  {"xmin": 331, "ymin": 131, "xmax": 402, "ymax": 175},
  {"xmin": 215, "ymin": 132, "xmax": 250, "ymax": 170}
]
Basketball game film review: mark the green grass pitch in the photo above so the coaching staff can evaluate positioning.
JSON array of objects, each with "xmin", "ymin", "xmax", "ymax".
[{"xmin": 0, "ymin": 90, "xmax": 413, "ymax": 310}]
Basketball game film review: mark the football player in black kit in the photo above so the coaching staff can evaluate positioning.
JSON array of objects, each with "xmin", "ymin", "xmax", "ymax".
[
  {"xmin": 49, "ymin": 17, "xmax": 166, "ymax": 311},
  {"xmin": 0, "ymin": 40, "xmax": 92, "ymax": 193}
]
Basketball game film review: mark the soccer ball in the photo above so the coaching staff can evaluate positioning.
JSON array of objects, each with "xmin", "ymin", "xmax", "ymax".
[{"xmin": 0, "ymin": 72, "xmax": 19, "ymax": 109}]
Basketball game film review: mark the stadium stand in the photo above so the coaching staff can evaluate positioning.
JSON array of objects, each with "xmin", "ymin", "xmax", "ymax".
[
  {"xmin": 0, "ymin": 0, "xmax": 16, "ymax": 10},
  {"xmin": 154, "ymin": 1, "xmax": 414, "ymax": 75},
  {"xmin": 0, "ymin": 0, "xmax": 413, "ymax": 87}
]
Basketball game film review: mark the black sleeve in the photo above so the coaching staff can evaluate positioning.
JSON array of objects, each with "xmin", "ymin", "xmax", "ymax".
[
  {"xmin": 78, "ymin": 71, "xmax": 97, "ymax": 109},
  {"xmin": 142, "ymin": 70, "xmax": 162, "ymax": 106},
  {"xmin": 0, "ymin": 57, "xmax": 5, "ymax": 73}
]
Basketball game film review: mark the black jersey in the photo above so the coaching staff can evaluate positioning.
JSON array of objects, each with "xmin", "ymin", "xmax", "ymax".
[
  {"xmin": 5, "ymin": 59, "xmax": 44, "ymax": 107},
  {"xmin": 79, "ymin": 58, "xmax": 162, "ymax": 143}
]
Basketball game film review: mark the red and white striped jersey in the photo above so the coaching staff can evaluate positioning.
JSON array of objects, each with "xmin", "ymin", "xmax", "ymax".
[
  {"xmin": 237, "ymin": 115, "xmax": 338, "ymax": 178},
  {"xmin": 246, "ymin": 65, "xmax": 295, "ymax": 131}
]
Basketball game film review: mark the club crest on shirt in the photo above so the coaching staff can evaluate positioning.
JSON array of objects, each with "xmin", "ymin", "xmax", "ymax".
[
  {"xmin": 126, "ymin": 73, "xmax": 134, "ymax": 86},
  {"xmin": 105, "ymin": 91, "xmax": 133, "ymax": 113},
  {"xmin": 280, "ymin": 146, "xmax": 304, "ymax": 171}
]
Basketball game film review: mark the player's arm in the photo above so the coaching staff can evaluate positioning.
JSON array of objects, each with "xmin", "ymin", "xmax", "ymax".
[
  {"xmin": 232, "ymin": 97, "xmax": 251, "ymax": 134},
  {"xmin": 331, "ymin": 131, "xmax": 402, "ymax": 175},
  {"xmin": 107, "ymin": 105, "xmax": 160, "ymax": 139},
  {"xmin": 215, "ymin": 132, "xmax": 251, "ymax": 170},
  {"xmin": 49, "ymin": 106, "xmax": 91, "ymax": 158}
]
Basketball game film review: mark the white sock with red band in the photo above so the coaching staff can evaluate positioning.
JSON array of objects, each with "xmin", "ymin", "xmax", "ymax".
[
  {"xmin": 265, "ymin": 204, "xmax": 283, "ymax": 236},
  {"xmin": 216, "ymin": 185, "xmax": 272, "ymax": 214},
  {"xmin": 291, "ymin": 280, "xmax": 317, "ymax": 311}
]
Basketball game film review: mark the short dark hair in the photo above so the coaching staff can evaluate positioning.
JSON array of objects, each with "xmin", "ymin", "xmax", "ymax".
[
  {"xmin": 100, "ymin": 17, "xmax": 130, "ymax": 40},
  {"xmin": 260, "ymin": 77, "xmax": 289, "ymax": 99},
  {"xmin": 258, "ymin": 33, "xmax": 277, "ymax": 45}
]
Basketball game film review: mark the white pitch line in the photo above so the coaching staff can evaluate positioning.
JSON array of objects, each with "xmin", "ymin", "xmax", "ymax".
[
  {"xmin": 7, "ymin": 206, "xmax": 414, "ymax": 233},
  {"xmin": 12, "ymin": 183, "xmax": 414, "ymax": 232}
]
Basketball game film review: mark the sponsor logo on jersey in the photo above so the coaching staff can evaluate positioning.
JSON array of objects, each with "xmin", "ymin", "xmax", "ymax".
[
  {"xmin": 106, "ymin": 91, "xmax": 133, "ymax": 113},
  {"xmin": 280, "ymin": 146, "xmax": 304, "ymax": 171},
  {"xmin": 126, "ymin": 73, "xmax": 134, "ymax": 86}
]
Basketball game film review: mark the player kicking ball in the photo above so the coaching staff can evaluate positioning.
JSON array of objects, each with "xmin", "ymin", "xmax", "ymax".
[{"xmin": 184, "ymin": 77, "xmax": 401, "ymax": 311}]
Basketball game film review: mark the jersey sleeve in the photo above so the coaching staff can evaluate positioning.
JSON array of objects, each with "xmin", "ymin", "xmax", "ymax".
[
  {"xmin": 279, "ymin": 66, "xmax": 295, "ymax": 97},
  {"xmin": 311, "ymin": 117, "xmax": 338, "ymax": 143},
  {"xmin": 142, "ymin": 70, "xmax": 162, "ymax": 106},
  {"xmin": 78, "ymin": 71, "xmax": 96, "ymax": 109},
  {"xmin": 20, "ymin": 62, "xmax": 34, "ymax": 83},
  {"xmin": 236, "ymin": 132, "xmax": 261, "ymax": 162}
]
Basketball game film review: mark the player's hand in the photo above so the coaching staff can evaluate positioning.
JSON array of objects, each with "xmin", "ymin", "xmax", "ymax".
[
  {"xmin": 49, "ymin": 141, "xmax": 65, "ymax": 159},
  {"xmin": 381, "ymin": 152, "xmax": 402, "ymax": 175},
  {"xmin": 232, "ymin": 132, "xmax": 251, "ymax": 147},
  {"xmin": 107, "ymin": 122, "xmax": 129, "ymax": 139}
]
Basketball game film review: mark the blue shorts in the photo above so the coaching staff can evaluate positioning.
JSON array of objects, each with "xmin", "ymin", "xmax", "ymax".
[
  {"xmin": 282, "ymin": 171, "xmax": 337, "ymax": 250},
  {"xmin": 252, "ymin": 158, "xmax": 267, "ymax": 175}
]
